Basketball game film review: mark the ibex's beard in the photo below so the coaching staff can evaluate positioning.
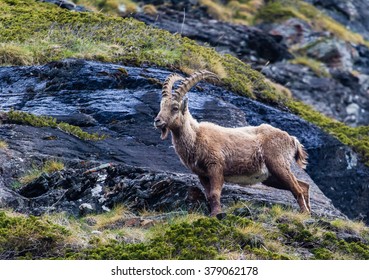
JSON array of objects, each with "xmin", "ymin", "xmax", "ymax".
[{"xmin": 161, "ymin": 126, "xmax": 169, "ymax": 140}]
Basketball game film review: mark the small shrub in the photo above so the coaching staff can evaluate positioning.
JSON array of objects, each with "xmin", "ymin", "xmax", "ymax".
[
  {"xmin": 0, "ymin": 212, "xmax": 69, "ymax": 259},
  {"xmin": 312, "ymin": 248, "xmax": 334, "ymax": 260}
]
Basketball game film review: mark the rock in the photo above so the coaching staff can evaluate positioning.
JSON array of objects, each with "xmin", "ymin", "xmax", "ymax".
[
  {"xmin": 0, "ymin": 178, "xmax": 27, "ymax": 212},
  {"xmin": 134, "ymin": 5, "xmax": 292, "ymax": 65},
  {"xmin": 305, "ymin": 39, "xmax": 357, "ymax": 71},
  {"xmin": 305, "ymin": 0, "xmax": 369, "ymax": 41},
  {"xmin": 336, "ymin": 231, "xmax": 364, "ymax": 243},
  {"xmin": 267, "ymin": 18, "xmax": 321, "ymax": 47},
  {"xmin": 140, "ymin": 219, "xmax": 156, "ymax": 228},
  {"xmin": 0, "ymin": 59, "xmax": 368, "ymax": 222},
  {"xmin": 262, "ymin": 62, "xmax": 369, "ymax": 126},
  {"xmin": 18, "ymin": 173, "xmax": 50, "ymax": 198},
  {"xmin": 79, "ymin": 203, "xmax": 95, "ymax": 216},
  {"xmin": 41, "ymin": 0, "xmax": 90, "ymax": 12}
]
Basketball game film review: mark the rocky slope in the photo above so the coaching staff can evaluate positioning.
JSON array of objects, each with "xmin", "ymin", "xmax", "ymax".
[
  {"xmin": 1, "ymin": 58, "xmax": 367, "ymax": 221},
  {"xmin": 0, "ymin": 0, "xmax": 367, "ymax": 220},
  {"xmin": 1, "ymin": 0, "xmax": 369, "ymax": 260},
  {"xmin": 130, "ymin": 0, "xmax": 369, "ymax": 127}
]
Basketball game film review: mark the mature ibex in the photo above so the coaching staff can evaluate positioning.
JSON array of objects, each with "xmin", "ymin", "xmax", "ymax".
[{"xmin": 154, "ymin": 71, "xmax": 310, "ymax": 216}]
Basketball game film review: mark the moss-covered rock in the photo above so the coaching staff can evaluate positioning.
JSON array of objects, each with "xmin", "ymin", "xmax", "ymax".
[{"xmin": 6, "ymin": 110, "xmax": 105, "ymax": 140}]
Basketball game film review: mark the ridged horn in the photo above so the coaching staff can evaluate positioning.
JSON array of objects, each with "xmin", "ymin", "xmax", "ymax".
[
  {"xmin": 162, "ymin": 73, "xmax": 184, "ymax": 98},
  {"xmin": 173, "ymin": 70, "xmax": 220, "ymax": 100}
]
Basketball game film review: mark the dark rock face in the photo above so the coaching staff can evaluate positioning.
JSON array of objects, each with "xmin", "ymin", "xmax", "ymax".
[
  {"xmin": 305, "ymin": 0, "xmax": 369, "ymax": 41},
  {"xmin": 261, "ymin": 62, "xmax": 369, "ymax": 125},
  {"xmin": 1, "ymin": 59, "xmax": 369, "ymax": 222},
  {"xmin": 134, "ymin": 5, "xmax": 292, "ymax": 65}
]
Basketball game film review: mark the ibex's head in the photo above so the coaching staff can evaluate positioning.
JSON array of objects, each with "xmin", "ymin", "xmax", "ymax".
[{"xmin": 154, "ymin": 71, "xmax": 219, "ymax": 139}]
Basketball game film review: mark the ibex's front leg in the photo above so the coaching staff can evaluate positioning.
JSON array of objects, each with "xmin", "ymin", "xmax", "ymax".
[{"xmin": 206, "ymin": 165, "xmax": 224, "ymax": 217}]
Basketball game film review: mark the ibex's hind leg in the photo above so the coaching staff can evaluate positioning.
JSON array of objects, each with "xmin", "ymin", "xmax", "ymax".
[
  {"xmin": 298, "ymin": 180, "xmax": 311, "ymax": 212},
  {"xmin": 266, "ymin": 161, "xmax": 310, "ymax": 213}
]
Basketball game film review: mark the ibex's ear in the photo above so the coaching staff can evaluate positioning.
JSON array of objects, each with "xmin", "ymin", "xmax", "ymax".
[{"xmin": 180, "ymin": 97, "xmax": 188, "ymax": 114}]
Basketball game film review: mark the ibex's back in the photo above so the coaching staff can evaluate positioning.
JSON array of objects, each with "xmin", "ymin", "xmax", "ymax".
[{"xmin": 154, "ymin": 71, "xmax": 310, "ymax": 216}]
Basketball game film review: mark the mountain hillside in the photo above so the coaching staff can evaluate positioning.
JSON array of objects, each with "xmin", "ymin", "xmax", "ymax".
[{"xmin": 1, "ymin": 0, "xmax": 369, "ymax": 260}]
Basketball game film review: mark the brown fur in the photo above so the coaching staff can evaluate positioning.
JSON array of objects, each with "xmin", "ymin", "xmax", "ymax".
[{"xmin": 154, "ymin": 71, "xmax": 310, "ymax": 216}]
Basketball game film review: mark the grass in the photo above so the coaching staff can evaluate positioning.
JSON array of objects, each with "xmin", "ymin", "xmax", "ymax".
[
  {"xmin": 198, "ymin": 0, "xmax": 264, "ymax": 26},
  {"xmin": 290, "ymin": 56, "xmax": 331, "ymax": 78},
  {"xmin": 17, "ymin": 159, "xmax": 65, "ymax": 185},
  {"xmin": 1, "ymin": 203, "xmax": 369, "ymax": 259},
  {"xmin": 0, "ymin": 140, "xmax": 8, "ymax": 149},
  {"xmin": 6, "ymin": 110, "xmax": 106, "ymax": 140}
]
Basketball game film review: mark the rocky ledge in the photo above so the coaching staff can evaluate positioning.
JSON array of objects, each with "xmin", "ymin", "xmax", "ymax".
[{"xmin": 0, "ymin": 59, "xmax": 368, "ymax": 221}]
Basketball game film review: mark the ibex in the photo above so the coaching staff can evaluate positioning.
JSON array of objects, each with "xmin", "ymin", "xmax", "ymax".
[{"xmin": 154, "ymin": 71, "xmax": 310, "ymax": 216}]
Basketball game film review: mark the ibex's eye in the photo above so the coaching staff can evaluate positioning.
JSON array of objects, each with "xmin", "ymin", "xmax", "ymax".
[{"xmin": 172, "ymin": 106, "xmax": 179, "ymax": 113}]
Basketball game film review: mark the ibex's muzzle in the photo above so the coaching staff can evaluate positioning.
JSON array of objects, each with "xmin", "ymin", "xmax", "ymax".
[
  {"xmin": 154, "ymin": 116, "xmax": 163, "ymax": 128},
  {"xmin": 154, "ymin": 116, "xmax": 169, "ymax": 140}
]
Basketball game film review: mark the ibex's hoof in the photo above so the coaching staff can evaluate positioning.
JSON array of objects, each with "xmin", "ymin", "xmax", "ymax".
[{"xmin": 215, "ymin": 212, "xmax": 227, "ymax": 220}]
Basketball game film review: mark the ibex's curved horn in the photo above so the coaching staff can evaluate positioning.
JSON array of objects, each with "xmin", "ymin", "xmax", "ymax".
[
  {"xmin": 162, "ymin": 73, "xmax": 184, "ymax": 98},
  {"xmin": 173, "ymin": 70, "xmax": 219, "ymax": 100}
]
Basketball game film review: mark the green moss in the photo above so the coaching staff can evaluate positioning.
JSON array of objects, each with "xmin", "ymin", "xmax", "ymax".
[
  {"xmin": 7, "ymin": 110, "xmax": 105, "ymax": 140},
  {"xmin": 2, "ymin": 205, "xmax": 369, "ymax": 260},
  {"xmin": 254, "ymin": 1, "xmax": 299, "ymax": 22},
  {"xmin": 0, "ymin": 211, "xmax": 69, "ymax": 259}
]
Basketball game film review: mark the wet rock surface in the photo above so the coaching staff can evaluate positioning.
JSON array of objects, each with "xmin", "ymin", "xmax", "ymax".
[{"xmin": 1, "ymin": 59, "xmax": 369, "ymax": 221}]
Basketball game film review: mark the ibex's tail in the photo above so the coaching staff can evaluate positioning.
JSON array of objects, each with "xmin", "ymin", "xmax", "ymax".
[{"xmin": 292, "ymin": 136, "xmax": 308, "ymax": 169}]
